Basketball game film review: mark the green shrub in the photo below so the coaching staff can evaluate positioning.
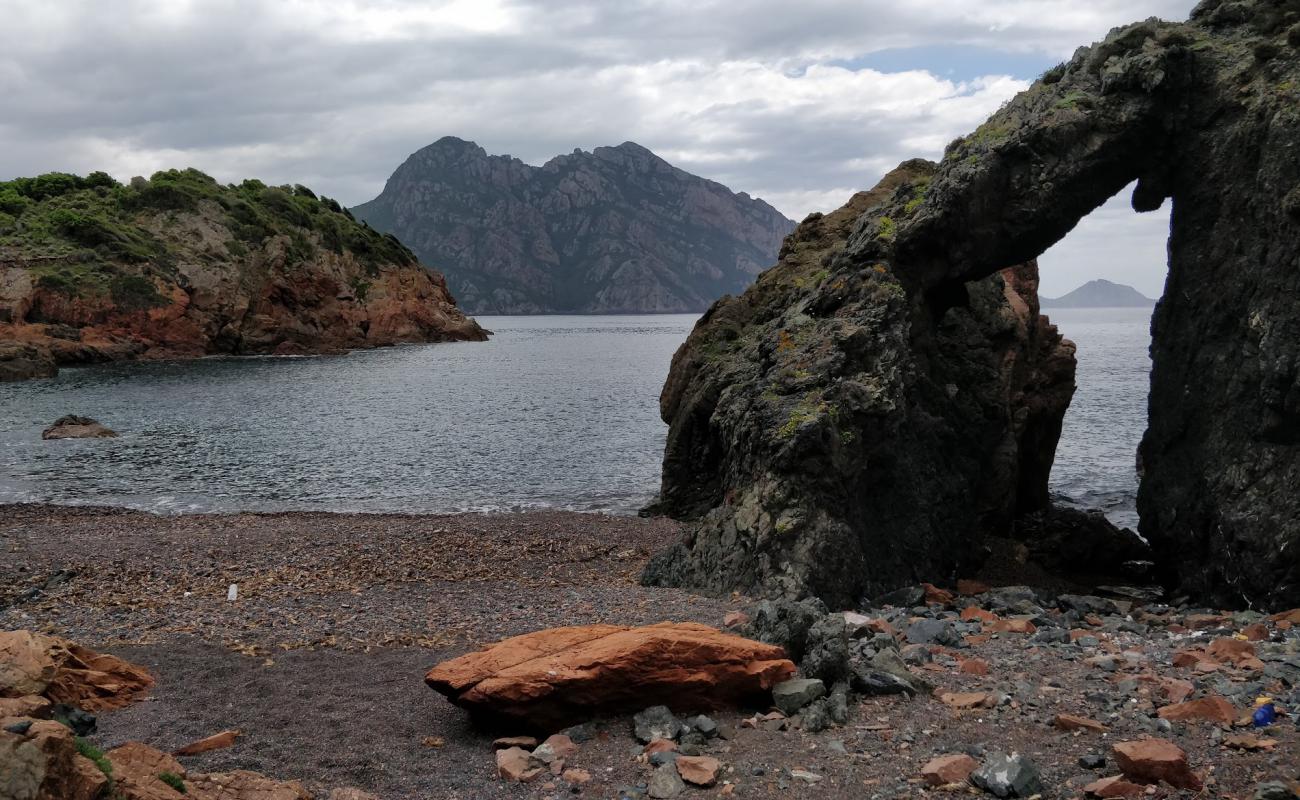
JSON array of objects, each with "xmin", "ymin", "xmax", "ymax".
[
  {"xmin": 109, "ymin": 274, "xmax": 166, "ymax": 310},
  {"xmin": 159, "ymin": 772, "xmax": 186, "ymax": 793},
  {"xmin": 28, "ymin": 172, "xmax": 82, "ymax": 200},
  {"xmin": 74, "ymin": 737, "xmax": 114, "ymax": 778},
  {"xmin": 0, "ymin": 188, "xmax": 28, "ymax": 215}
]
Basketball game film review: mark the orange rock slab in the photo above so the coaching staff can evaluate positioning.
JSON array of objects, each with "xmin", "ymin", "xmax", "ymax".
[
  {"xmin": 0, "ymin": 630, "xmax": 153, "ymax": 712},
  {"xmin": 1112, "ymin": 738, "xmax": 1201, "ymax": 790},
  {"xmin": 425, "ymin": 622, "xmax": 795, "ymax": 730}
]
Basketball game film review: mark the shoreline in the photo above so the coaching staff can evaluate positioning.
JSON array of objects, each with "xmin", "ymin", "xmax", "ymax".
[{"xmin": 4, "ymin": 504, "xmax": 1296, "ymax": 799}]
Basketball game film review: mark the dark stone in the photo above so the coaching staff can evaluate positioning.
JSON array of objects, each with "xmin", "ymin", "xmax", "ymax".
[
  {"xmin": 971, "ymin": 753, "xmax": 1043, "ymax": 798},
  {"xmin": 51, "ymin": 705, "xmax": 96, "ymax": 737},
  {"xmin": 1252, "ymin": 782, "xmax": 1296, "ymax": 800},
  {"xmin": 905, "ymin": 619, "xmax": 962, "ymax": 647},
  {"xmin": 800, "ymin": 614, "xmax": 850, "ymax": 684},
  {"xmin": 633, "ymin": 706, "xmax": 682, "ymax": 744},
  {"xmin": 3, "ymin": 720, "xmax": 33, "ymax": 735},
  {"xmin": 1057, "ymin": 594, "xmax": 1120, "ymax": 616},
  {"xmin": 849, "ymin": 665, "xmax": 915, "ymax": 697},
  {"xmin": 875, "ymin": 586, "xmax": 925, "ymax": 607},
  {"xmin": 735, "ymin": 598, "xmax": 828, "ymax": 662},
  {"xmin": 684, "ymin": 715, "xmax": 718, "ymax": 738},
  {"xmin": 772, "ymin": 679, "xmax": 825, "ymax": 715},
  {"xmin": 1015, "ymin": 507, "xmax": 1150, "ymax": 580},
  {"xmin": 1079, "ymin": 753, "xmax": 1106, "ymax": 770}
]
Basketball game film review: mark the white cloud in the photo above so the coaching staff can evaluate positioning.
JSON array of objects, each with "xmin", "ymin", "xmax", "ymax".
[{"xmin": 0, "ymin": 0, "xmax": 1197, "ymax": 295}]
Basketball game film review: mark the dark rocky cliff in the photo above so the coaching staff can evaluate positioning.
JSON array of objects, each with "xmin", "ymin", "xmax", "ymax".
[
  {"xmin": 645, "ymin": 161, "xmax": 1077, "ymax": 606},
  {"xmin": 352, "ymin": 138, "xmax": 795, "ymax": 314},
  {"xmin": 0, "ymin": 169, "xmax": 486, "ymax": 381},
  {"xmin": 647, "ymin": 0, "xmax": 1300, "ymax": 610}
]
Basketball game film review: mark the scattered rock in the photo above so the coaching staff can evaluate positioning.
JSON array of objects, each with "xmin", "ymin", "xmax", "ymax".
[
  {"xmin": 424, "ymin": 622, "xmax": 795, "ymax": 730},
  {"xmin": 921, "ymin": 753, "xmax": 978, "ymax": 787},
  {"xmin": 736, "ymin": 598, "xmax": 828, "ymax": 661},
  {"xmin": 41, "ymin": 416, "xmax": 118, "ymax": 440},
  {"xmin": 970, "ymin": 752, "xmax": 1043, "ymax": 798},
  {"xmin": 0, "ymin": 718, "xmax": 109, "ymax": 800},
  {"xmin": 1112, "ymin": 739, "xmax": 1201, "ymax": 791},
  {"xmin": 676, "ymin": 755, "xmax": 721, "ymax": 787},
  {"xmin": 174, "ymin": 729, "xmax": 241, "ymax": 756},
  {"xmin": 496, "ymin": 747, "xmax": 543, "ymax": 782},
  {"xmin": 1084, "ymin": 775, "xmax": 1147, "ymax": 798},
  {"xmin": 492, "ymin": 736, "xmax": 538, "ymax": 750},
  {"xmin": 648, "ymin": 762, "xmax": 685, "ymax": 798},
  {"xmin": 1156, "ymin": 696, "xmax": 1236, "ymax": 726},
  {"xmin": 905, "ymin": 619, "xmax": 963, "ymax": 647},
  {"xmin": 772, "ymin": 678, "xmax": 825, "ymax": 715},
  {"xmin": 1053, "ymin": 713, "xmax": 1108, "ymax": 733},
  {"xmin": 634, "ymin": 706, "xmax": 684, "ymax": 744},
  {"xmin": 1253, "ymin": 781, "xmax": 1299, "ymax": 800}
]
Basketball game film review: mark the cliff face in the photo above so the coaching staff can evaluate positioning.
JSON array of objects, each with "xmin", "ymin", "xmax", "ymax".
[
  {"xmin": 644, "ymin": 161, "xmax": 1077, "ymax": 606},
  {"xmin": 0, "ymin": 169, "xmax": 486, "ymax": 380},
  {"xmin": 647, "ymin": 0, "xmax": 1300, "ymax": 610},
  {"xmin": 352, "ymin": 138, "xmax": 795, "ymax": 314}
]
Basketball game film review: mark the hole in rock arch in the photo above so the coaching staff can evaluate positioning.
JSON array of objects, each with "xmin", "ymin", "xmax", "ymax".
[{"xmin": 1034, "ymin": 181, "xmax": 1171, "ymax": 530}]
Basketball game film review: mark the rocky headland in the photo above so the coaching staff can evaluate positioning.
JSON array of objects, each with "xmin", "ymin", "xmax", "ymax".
[
  {"xmin": 0, "ymin": 169, "xmax": 486, "ymax": 381},
  {"xmin": 645, "ymin": 0, "xmax": 1300, "ymax": 611},
  {"xmin": 351, "ymin": 138, "xmax": 795, "ymax": 314}
]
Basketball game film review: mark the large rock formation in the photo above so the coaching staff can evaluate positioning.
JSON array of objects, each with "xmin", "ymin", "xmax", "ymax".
[
  {"xmin": 643, "ymin": 162, "xmax": 1076, "ymax": 606},
  {"xmin": 0, "ymin": 629, "xmax": 154, "ymax": 712},
  {"xmin": 0, "ymin": 169, "xmax": 486, "ymax": 380},
  {"xmin": 352, "ymin": 138, "xmax": 795, "ymax": 314},
  {"xmin": 648, "ymin": 0, "xmax": 1300, "ymax": 609},
  {"xmin": 425, "ymin": 622, "xmax": 796, "ymax": 731}
]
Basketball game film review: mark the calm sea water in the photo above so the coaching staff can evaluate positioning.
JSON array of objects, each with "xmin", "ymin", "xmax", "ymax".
[{"xmin": 0, "ymin": 309, "xmax": 1152, "ymax": 522}]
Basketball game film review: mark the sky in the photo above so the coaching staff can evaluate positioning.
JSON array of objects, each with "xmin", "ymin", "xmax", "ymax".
[{"xmin": 0, "ymin": 0, "xmax": 1200, "ymax": 298}]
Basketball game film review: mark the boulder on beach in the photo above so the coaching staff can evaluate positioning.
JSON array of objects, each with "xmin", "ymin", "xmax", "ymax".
[
  {"xmin": 0, "ymin": 629, "xmax": 153, "ymax": 712},
  {"xmin": 41, "ymin": 415, "xmax": 118, "ymax": 440},
  {"xmin": 424, "ymin": 621, "xmax": 796, "ymax": 730}
]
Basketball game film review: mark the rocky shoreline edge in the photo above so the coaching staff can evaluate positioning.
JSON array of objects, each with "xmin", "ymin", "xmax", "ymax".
[{"xmin": 2, "ymin": 504, "xmax": 1297, "ymax": 799}]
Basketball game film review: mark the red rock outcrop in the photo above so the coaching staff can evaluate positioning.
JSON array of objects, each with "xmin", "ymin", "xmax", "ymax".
[
  {"xmin": 425, "ymin": 622, "xmax": 796, "ymax": 730},
  {"xmin": 0, "ymin": 629, "xmax": 153, "ymax": 712},
  {"xmin": 0, "ymin": 719, "xmax": 111, "ymax": 800}
]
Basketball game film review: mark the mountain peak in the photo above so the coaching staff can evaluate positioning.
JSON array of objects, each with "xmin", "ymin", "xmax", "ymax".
[{"xmin": 1041, "ymin": 279, "xmax": 1155, "ymax": 308}]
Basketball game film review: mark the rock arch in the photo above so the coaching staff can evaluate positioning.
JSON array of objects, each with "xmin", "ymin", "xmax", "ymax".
[{"xmin": 645, "ymin": 0, "xmax": 1300, "ymax": 609}]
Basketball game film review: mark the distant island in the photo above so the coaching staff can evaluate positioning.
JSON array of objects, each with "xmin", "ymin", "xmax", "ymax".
[
  {"xmin": 352, "ymin": 137, "xmax": 795, "ymax": 315},
  {"xmin": 1040, "ymin": 279, "xmax": 1155, "ymax": 308}
]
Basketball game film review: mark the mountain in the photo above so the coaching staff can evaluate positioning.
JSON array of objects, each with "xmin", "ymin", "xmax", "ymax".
[
  {"xmin": 351, "ymin": 138, "xmax": 796, "ymax": 314},
  {"xmin": 0, "ymin": 168, "xmax": 485, "ymax": 381},
  {"xmin": 1041, "ymin": 279, "xmax": 1154, "ymax": 308}
]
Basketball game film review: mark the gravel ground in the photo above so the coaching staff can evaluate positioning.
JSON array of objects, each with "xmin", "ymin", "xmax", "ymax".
[{"xmin": 2, "ymin": 505, "xmax": 1298, "ymax": 799}]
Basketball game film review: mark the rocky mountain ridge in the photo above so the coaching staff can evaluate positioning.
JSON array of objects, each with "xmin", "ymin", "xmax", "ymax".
[
  {"xmin": 352, "ymin": 137, "xmax": 795, "ymax": 314},
  {"xmin": 0, "ymin": 168, "xmax": 486, "ymax": 380}
]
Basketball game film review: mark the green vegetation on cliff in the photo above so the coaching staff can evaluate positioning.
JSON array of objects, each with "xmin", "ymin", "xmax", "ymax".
[{"xmin": 0, "ymin": 168, "xmax": 417, "ymax": 301}]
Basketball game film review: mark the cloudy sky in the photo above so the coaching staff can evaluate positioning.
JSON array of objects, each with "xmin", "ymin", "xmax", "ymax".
[{"xmin": 0, "ymin": 0, "xmax": 1198, "ymax": 297}]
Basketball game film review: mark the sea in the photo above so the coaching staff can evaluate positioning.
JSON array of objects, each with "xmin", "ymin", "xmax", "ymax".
[{"xmin": 0, "ymin": 308, "xmax": 1152, "ymax": 525}]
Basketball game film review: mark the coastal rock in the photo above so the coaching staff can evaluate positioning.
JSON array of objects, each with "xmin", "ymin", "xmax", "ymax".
[
  {"xmin": 646, "ymin": 0, "xmax": 1300, "ymax": 609},
  {"xmin": 0, "ymin": 169, "xmax": 486, "ymax": 382},
  {"xmin": 1156, "ymin": 696, "xmax": 1236, "ymax": 726},
  {"xmin": 352, "ymin": 137, "xmax": 795, "ymax": 314},
  {"xmin": 0, "ymin": 630, "xmax": 152, "ymax": 712},
  {"xmin": 424, "ymin": 622, "xmax": 795, "ymax": 730},
  {"xmin": 970, "ymin": 752, "xmax": 1043, "ymax": 797},
  {"xmin": 643, "ymin": 161, "xmax": 1076, "ymax": 606},
  {"xmin": 41, "ymin": 415, "xmax": 118, "ymax": 440},
  {"xmin": 0, "ymin": 341, "xmax": 56, "ymax": 382},
  {"xmin": 0, "ymin": 718, "xmax": 110, "ymax": 800},
  {"xmin": 187, "ymin": 770, "xmax": 314, "ymax": 800},
  {"xmin": 921, "ymin": 753, "xmax": 978, "ymax": 787}
]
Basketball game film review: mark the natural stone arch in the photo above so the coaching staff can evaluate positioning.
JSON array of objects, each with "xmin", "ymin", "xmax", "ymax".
[{"xmin": 645, "ymin": 0, "xmax": 1300, "ymax": 609}]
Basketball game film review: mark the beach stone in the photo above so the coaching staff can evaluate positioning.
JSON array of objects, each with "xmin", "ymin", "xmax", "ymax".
[
  {"xmin": 1156, "ymin": 696, "xmax": 1236, "ymax": 726},
  {"xmin": 970, "ymin": 753, "xmax": 1043, "ymax": 798},
  {"xmin": 634, "ymin": 706, "xmax": 683, "ymax": 744},
  {"xmin": 495, "ymin": 747, "xmax": 543, "ymax": 782},
  {"xmin": 676, "ymin": 755, "xmax": 721, "ymax": 787},
  {"xmin": 492, "ymin": 736, "xmax": 538, "ymax": 750},
  {"xmin": 174, "ymin": 729, "xmax": 240, "ymax": 756},
  {"xmin": 1054, "ymin": 713, "xmax": 1108, "ymax": 733},
  {"xmin": 424, "ymin": 622, "xmax": 795, "ymax": 730},
  {"xmin": 0, "ymin": 718, "xmax": 109, "ymax": 800},
  {"xmin": 684, "ymin": 714, "xmax": 717, "ymax": 738},
  {"xmin": 187, "ymin": 769, "xmax": 314, "ymax": 799},
  {"xmin": 0, "ymin": 630, "xmax": 153, "ymax": 712},
  {"xmin": 772, "ymin": 678, "xmax": 825, "ymax": 715},
  {"xmin": 850, "ymin": 666, "xmax": 915, "ymax": 696},
  {"xmin": 561, "ymin": 768, "xmax": 591, "ymax": 785},
  {"xmin": 1112, "ymin": 739, "xmax": 1201, "ymax": 790},
  {"xmin": 1253, "ymin": 782, "xmax": 1298, "ymax": 800},
  {"xmin": 921, "ymin": 753, "xmax": 978, "ymax": 787},
  {"xmin": 1083, "ymin": 776, "xmax": 1146, "ymax": 797},
  {"xmin": 41, "ymin": 415, "xmax": 118, "ymax": 440},
  {"xmin": 648, "ymin": 763, "xmax": 685, "ymax": 798},
  {"xmin": 533, "ymin": 734, "xmax": 578, "ymax": 764},
  {"xmin": 49, "ymin": 705, "xmax": 96, "ymax": 737},
  {"xmin": 906, "ymin": 619, "xmax": 962, "ymax": 647},
  {"xmin": 800, "ymin": 614, "xmax": 850, "ymax": 683}
]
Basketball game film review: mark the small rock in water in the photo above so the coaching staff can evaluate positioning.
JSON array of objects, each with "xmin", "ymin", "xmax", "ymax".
[
  {"xmin": 970, "ymin": 752, "xmax": 1043, "ymax": 798},
  {"xmin": 41, "ymin": 415, "xmax": 118, "ymax": 440}
]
